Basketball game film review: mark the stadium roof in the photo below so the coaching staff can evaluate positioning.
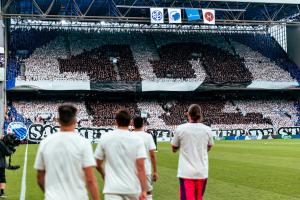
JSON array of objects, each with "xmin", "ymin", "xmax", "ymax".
[{"xmin": 1, "ymin": 0, "xmax": 300, "ymax": 25}]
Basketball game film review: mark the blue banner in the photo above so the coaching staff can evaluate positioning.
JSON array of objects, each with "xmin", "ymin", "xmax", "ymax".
[
  {"xmin": 7, "ymin": 122, "xmax": 28, "ymax": 140},
  {"xmin": 185, "ymin": 9, "xmax": 201, "ymax": 21}
]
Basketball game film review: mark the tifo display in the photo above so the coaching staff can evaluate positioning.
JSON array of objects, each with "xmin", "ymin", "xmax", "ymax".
[{"xmin": 6, "ymin": 30, "xmax": 300, "ymax": 90}]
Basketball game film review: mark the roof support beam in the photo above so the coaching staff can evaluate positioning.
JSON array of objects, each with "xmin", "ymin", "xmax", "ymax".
[{"xmin": 115, "ymin": 5, "xmax": 247, "ymax": 12}]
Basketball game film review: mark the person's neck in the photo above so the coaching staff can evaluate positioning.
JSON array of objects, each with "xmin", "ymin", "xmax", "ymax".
[
  {"xmin": 134, "ymin": 128, "xmax": 143, "ymax": 132},
  {"xmin": 118, "ymin": 126, "xmax": 129, "ymax": 131},
  {"xmin": 60, "ymin": 127, "xmax": 75, "ymax": 132},
  {"xmin": 189, "ymin": 120, "xmax": 201, "ymax": 123}
]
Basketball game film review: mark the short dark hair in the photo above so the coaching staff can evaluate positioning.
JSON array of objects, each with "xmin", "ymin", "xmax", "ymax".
[
  {"xmin": 58, "ymin": 104, "xmax": 77, "ymax": 126},
  {"xmin": 115, "ymin": 110, "xmax": 131, "ymax": 127},
  {"xmin": 188, "ymin": 104, "xmax": 203, "ymax": 122},
  {"xmin": 133, "ymin": 116, "xmax": 144, "ymax": 129}
]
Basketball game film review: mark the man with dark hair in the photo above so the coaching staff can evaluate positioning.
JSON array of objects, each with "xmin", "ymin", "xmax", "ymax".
[
  {"xmin": 133, "ymin": 117, "xmax": 158, "ymax": 200},
  {"xmin": 34, "ymin": 104, "xmax": 100, "ymax": 200},
  {"xmin": 171, "ymin": 104, "xmax": 214, "ymax": 200},
  {"xmin": 95, "ymin": 110, "xmax": 147, "ymax": 200}
]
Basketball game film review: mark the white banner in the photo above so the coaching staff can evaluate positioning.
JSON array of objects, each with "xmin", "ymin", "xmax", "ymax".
[
  {"xmin": 168, "ymin": 8, "xmax": 182, "ymax": 23},
  {"xmin": 0, "ymin": 68, "xmax": 4, "ymax": 81},
  {"xmin": 150, "ymin": 8, "xmax": 164, "ymax": 24},
  {"xmin": 203, "ymin": 9, "xmax": 215, "ymax": 25}
]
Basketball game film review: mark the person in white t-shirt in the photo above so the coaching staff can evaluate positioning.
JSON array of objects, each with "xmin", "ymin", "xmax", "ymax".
[
  {"xmin": 95, "ymin": 110, "xmax": 147, "ymax": 200},
  {"xmin": 34, "ymin": 104, "xmax": 100, "ymax": 200},
  {"xmin": 171, "ymin": 104, "xmax": 214, "ymax": 200},
  {"xmin": 133, "ymin": 116, "xmax": 158, "ymax": 200}
]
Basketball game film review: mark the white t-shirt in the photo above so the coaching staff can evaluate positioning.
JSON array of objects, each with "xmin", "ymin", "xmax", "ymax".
[
  {"xmin": 94, "ymin": 129, "xmax": 147, "ymax": 195},
  {"xmin": 171, "ymin": 123, "xmax": 214, "ymax": 179},
  {"xmin": 134, "ymin": 131, "xmax": 156, "ymax": 175},
  {"xmin": 34, "ymin": 132, "xmax": 96, "ymax": 200}
]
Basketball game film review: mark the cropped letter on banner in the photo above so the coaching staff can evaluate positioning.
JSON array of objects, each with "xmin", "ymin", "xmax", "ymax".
[
  {"xmin": 168, "ymin": 8, "xmax": 182, "ymax": 23},
  {"xmin": 185, "ymin": 9, "xmax": 201, "ymax": 21},
  {"xmin": 202, "ymin": 9, "xmax": 215, "ymax": 25},
  {"xmin": 150, "ymin": 8, "xmax": 164, "ymax": 23}
]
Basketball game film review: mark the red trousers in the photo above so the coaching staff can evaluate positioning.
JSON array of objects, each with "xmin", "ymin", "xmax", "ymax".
[{"xmin": 179, "ymin": 178, "xmax": 207, "ymax": 200}]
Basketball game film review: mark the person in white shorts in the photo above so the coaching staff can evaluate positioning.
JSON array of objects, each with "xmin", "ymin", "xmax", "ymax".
[
  {"xmin": 133, "ymin": 116, "xmax": 158, "ymax": 200},
  {"xmin": 95, "ymin": 110, "xmax": 147, "ymax": 200},
  {"xmin": 34, "ymin": 104, "xmax": 100, "ymax": 200}
]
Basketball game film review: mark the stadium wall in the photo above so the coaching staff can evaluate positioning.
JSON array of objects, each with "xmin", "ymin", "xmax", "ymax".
[
  {"xmin": 287, "ymin": 26, "xmax": 300, "ymax": 68},
  {"xmin": 26, "ymin": 124, "xmax": 300, "ymax": 144}
]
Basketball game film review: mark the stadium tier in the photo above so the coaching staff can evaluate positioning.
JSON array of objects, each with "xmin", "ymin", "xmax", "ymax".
[
  {"xmin": 6, "ymin": 29, "xmax": 300, "ymax": 91},
  {"xmin": 4, "ymin": 99, "xmax": 298, "ymax": 134}
]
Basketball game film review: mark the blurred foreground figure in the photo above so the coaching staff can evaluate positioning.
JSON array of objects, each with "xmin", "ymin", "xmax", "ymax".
[
  {"xmin": 171, "ymin": 104, "xmax": 214, "ymax": 200},
  {"xmin": 133, "ymin": 116, "xmax": 158, "ymax": 200},
  {"xmin": 95, "ymin": 110, "xmax": 147, "ymax": 200},
  {"xmin": 34, "ymin": 104, "xmax": 100, "ymax": 200}
]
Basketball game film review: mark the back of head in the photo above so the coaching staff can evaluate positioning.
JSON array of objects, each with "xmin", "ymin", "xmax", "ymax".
[
  {"xmin": 115, "ymin": 109, "xmax": 131, "ymax": 127},
  {"xmin": 188, "ymin": 104, "xmax": 203, "ymax": 122},
  {"xmin": 58, "ymin": 104, "xmax": 77, "ymax": 127},
  {"xmin": 133, "ymin": 116, "xmax": 144, "ymax": 129}
]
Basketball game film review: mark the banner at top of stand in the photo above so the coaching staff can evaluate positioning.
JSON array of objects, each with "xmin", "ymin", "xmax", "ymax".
[
  {"xmin": 203, "ymin": 9, "xmax": 215, "ymax": 25},
  {"xmin": 185, "ymin": 9, "xmax": 201, "ymax": 22},
  {"xmin": 168, "ymin": 8, "xmax": 182, "ymax": 24},
  {"xmin": 205, "ymin": 0, "xmax": 298, "ymax": 4},
  {"xmin": 150, "ymin": 8, "xmax": 164, "ymax": 24}
]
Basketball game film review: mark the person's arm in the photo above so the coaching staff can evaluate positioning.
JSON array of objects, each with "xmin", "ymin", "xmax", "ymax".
[
  {"xmin": 172, "ymin": 145, "xmax": 179, "ymax": 153},
  {"xmin": 83, "ymin": 166, "xmax": 100, "ymax": 200},
  {"xmin": 207, "ymin": 145, "xmax": 212, "ymax": 152},
  {"xmin": 37, "ymin": 170, "xmax": 45, "ymax": 192},
  {"xmin": 149, "ymin": 150, "xmax": 158, "ymax": 182},
  {"xmin": 136, "ymin": 158, "xmax": 147, "ymax": 200},
  {"xmin": 94, "ymin": 140, "xmax": 105, "ymax": 180},
  {"xmin": 34, "ymin": 142, "xmax": 46, "ymax": 192},
  {"xmin": 207, "ymin": 129, "xmax": 214, "ymax": 152},
  {"xmin": 171, "ymin": 128, "xmax": 180, "ymax": 153},
  {"xmin": 96, "ymin": 159, "xmax": 105, "ymax": 180}
]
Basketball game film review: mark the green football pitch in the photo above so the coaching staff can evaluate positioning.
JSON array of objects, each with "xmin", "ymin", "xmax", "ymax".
[{"xmin": 5, "ymin": 140, "xmax": 300, "ymax": 200}]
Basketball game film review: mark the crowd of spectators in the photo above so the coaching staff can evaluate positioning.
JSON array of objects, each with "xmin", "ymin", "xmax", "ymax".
[
  {"xmin": 88, "ymin": 101, "xmax": 139, "ymax": 127},
  {"xmin": 59, "ymin": 46, "xmax": 118, "ymax": 82},
  {"xmin": 59, "ymin": 44, "xmax": 140, "ymax": 82},
  {"xmin": 160, "ymin": 100, "xmax": 297, "ymax": 132},
  {"xmin": 151, "ymin": 43, "xmax": 196, "ymax": 79},
  {"xmin": 131, "ymin": 39, "xmax": 158, "ymax": 81},
  {"xmin": 7, "ymin": 29, "xmax": 298, "ymax": 86},
  {"xmin": 5, "ymin": 99, "xmax": 298, "ymax": 133},
  {"xmin": 12, "ymin": 101, "xmax": 92, "ymax": 127},
  {"xmin": 200, "ymin": 44, "xmax": 252, "ymax": 84},
  {"xmin": 23, "ymin": 36, "xmax": 89, "ymax": 81},
  {"xmin": 151, "ymin": 42, "xmax": 252, "ymax": 83},
  {"xmin": 231, "ymin": 41, "xmax": 295, "ymax": 82},
  {"xmin": 229, "ymin": 33, "xmax": 300, "ymax": 83},
  {"xmin": 10, "ymin": 29, "xmax": 58, "ymax": 56}
]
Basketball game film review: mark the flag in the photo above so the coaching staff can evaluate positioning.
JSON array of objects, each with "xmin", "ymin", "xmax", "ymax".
[
  {"xmin": 185, "ymin": 9, "xmax": 201, "ymax": 22},
  {"xmin": 202, "ymin": 9, "xmax": 215, "ymax": 25},
  {"xmin": 150, "ymin": 8, "xmax": 164, "ymax": 24},
  {"xmin": 7, "ymin": 122, "xmax": 28, "ymax": 140},
  {"xmin": 168, "ymin": 8, "xmax": 182, "ymax": 23}
]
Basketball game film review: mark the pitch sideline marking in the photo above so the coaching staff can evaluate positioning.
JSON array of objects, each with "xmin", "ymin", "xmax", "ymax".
[{"xmin": 20, "ymin": 142, "xmax": 29, "ymax": 200}]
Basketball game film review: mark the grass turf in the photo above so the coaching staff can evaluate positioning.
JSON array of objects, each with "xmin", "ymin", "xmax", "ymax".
[{"xmin": 4, "ymin": 140, "xmax": 300, "ymax": 200}]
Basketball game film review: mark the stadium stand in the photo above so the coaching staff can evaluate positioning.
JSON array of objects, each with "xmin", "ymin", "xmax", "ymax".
[
  {"xmin": 7, "ymin": 29, "xmax": 298, "ymax": 86},
  {"xmin": 229, "ymin": 33, "xmax": 300, "ymax": 83},
  {"xmin": 10, "ymin": 101, "xmax": 92, "ymax": 127},
  {"xmin": 6, "ymin": 99, "xmax": 298, "ymax": 132},
  {"xmin": 87, "ymin": 101, "xmax": 139, "ymax": 127}
]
